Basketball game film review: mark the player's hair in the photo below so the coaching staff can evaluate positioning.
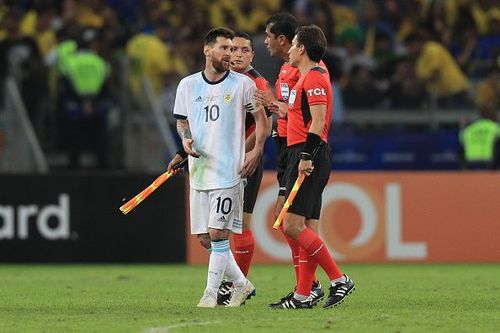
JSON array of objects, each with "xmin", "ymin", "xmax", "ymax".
[
  {"xmin": 234, "ymin": 31, "xmax": 254, "ymax": 50},
  {"xmin": 295, "ymin": 25, "xmax": 327, "ymax": 62},
  {"xmin": 266, "ymin": 13, "xmax": 297, "ymax": 43},
  {"xmin": 204, "ymin": 27, "xmax": 235, "ymax": 45}
]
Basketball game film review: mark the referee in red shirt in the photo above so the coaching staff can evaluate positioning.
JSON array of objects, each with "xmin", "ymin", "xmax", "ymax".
[
  {"xmin": 258, "ymin": 13, "xmax": 325, "ymax": 308},
  {"xmin": 269, "ymin": 25, "xmax": 355, "ymax": 310}
]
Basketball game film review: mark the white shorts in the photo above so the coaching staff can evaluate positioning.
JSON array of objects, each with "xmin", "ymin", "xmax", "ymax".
[{"xmin": 189, "ymin": 182, "xmax": 244, "ymax": 235}]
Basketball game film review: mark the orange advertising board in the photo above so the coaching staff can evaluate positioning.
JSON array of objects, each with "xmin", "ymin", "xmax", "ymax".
[{"xmin": 187, "ymin": 172, "xmax": 500, "ymax": 264}]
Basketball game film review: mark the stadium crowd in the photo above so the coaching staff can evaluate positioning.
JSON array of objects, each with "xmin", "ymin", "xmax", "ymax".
[{"xmin": 0, "ymin": 0, "xmax": 499, "ymax": 169}]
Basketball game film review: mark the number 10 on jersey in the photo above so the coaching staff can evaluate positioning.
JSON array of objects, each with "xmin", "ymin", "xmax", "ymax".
[{"xmin": 204, "ymin": 104, "xmax": 219, "ymax": 122}]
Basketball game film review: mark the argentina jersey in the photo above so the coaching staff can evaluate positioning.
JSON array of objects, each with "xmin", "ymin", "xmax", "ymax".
[{"xmin": 173, "ymin": 70, "xmax": 257, "ymax": 190}]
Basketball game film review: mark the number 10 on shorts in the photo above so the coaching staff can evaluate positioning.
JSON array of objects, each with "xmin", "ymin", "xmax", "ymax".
[{"xmin": 216, "ymin": 197, "xmax": 232, "ymax": 215}]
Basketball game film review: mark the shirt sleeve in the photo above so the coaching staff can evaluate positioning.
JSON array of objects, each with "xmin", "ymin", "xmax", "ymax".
[
  {"xmin": 242, "ymin": 77, "xmax": 258, "ymax": 114},
  {"xmin": 303, "ymin": 70, "xmax": 329, "ymax": 106},
  {"xmin": 254, "ymin": 76, "xmax": 268, "ymax": 91},
  {"xmin": 173, "ymin": 79, "xmax": 187, "ymax": 119},
  {"xmin": 254, "ymin": 77, "xmax": 273, "ymax": 117}
]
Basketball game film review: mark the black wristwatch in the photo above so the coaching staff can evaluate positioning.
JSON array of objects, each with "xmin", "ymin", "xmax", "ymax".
[{"xmin": 300, "ymin": 152, "xmax": 312, "ymax": 160}]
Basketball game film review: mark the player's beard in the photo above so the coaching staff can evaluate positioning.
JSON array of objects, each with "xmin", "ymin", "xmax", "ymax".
[{"xmin": 212, "ymin": 57, "xmax": 230, "ymax": 73}]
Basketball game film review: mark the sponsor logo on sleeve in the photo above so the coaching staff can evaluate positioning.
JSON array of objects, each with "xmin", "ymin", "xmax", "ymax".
[{"xmin": 307, "ymin": 88, "xmax": 326, "ymax": 96}]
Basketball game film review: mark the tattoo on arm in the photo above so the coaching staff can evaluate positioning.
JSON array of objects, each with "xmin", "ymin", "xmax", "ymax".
[{"xmin": 177, "ymin": 119, "xmax": 192, "ymax": 140}]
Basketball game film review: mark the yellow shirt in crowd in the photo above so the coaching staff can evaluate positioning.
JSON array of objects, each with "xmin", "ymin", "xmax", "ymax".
[
  {"xmin": 126, "ymin": 33, "xmax": 172, "ymax": 96},
  {"xmin": 416, "ymin": 41, "xmax": 469, "ymax": 97},
  {"xmin": 20, "ymin": 10, "xmax": 57, "ymax": 57}
]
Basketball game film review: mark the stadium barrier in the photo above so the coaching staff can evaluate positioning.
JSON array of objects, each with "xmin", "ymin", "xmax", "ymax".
[
  {"xmin": 187, "ymin": 171, "xmax": 500, "ymax": 264},
  {"xmin": 0, "ymin": 174, "xmax": 186, "ymax": 262}
]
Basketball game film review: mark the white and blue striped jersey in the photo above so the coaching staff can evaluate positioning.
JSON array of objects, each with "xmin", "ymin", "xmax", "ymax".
[{"xmin": 173, "ymin": 70, "xmax": 258, "ymax": 190}]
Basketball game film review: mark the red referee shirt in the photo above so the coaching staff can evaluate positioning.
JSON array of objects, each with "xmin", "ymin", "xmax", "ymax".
[
  {"xmin": 244, "ymin": 67, "xmax": 269, "ymax": 138},
  {"xmin": 275, "ymin": 63, "xmax": 301, "ymax": 138},
  {"xmin": 286, "ymin": 66, "xmax": 333, "ymax": 147}
]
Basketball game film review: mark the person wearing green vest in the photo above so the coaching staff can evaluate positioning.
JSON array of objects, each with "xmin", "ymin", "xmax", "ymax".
[
  {"xmin": 459, "ymin": 105, "xmax": 500, "ymax": 170},
  {"xmin": 56, "ymin": 39, "xmax": 77, "ymax": 74},
  {"xmin": 59, "ymin": 28, "xmax": 110, "ymax": 170}
]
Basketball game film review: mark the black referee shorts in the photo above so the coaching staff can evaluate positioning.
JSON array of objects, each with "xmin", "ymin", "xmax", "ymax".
[
  {"xmin": 273, "ymin": 135, "xmax": 288, "ymax": 196},
  {"xmin": 285, "ymin": 142, "xmax": 331, "ymax": 220},
  {"xmin": 243, "ymin": 158, "xmax": 264, "ymax": 213}
]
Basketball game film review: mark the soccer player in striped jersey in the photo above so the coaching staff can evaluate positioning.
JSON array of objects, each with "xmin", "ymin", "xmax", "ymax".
[
  {"xmin": 216, "ymin": 31, "xmax": 273, "ymax": 305},
  {"xmin": 169, "ymin": 27, "xmax": 267, "ymax": 308},
  {"xmin": 255, "ymin": 13, "xmax": 324, "ymax": 307},
  {"xmin": 270, "ymin": 25, "xmax": 355, "ymax": 309}
]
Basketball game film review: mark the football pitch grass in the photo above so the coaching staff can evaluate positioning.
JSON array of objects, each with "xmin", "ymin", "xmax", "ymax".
[{"xmin": 1, "ymin": 264, "xmax": 498, "ymax": 333}]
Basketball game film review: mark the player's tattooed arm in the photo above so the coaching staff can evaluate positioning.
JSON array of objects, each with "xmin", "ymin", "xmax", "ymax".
[
  {"xmin": 177, "ymin": 119, "xmax": 192, "ymax": 139},
  {"xmin": 177, "ymin": 119, "xmax": 200, "ymax": 157}
]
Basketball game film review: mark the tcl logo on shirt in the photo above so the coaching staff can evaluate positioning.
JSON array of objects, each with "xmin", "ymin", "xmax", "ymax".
[{"xmin": 307, "ymin": 88, "xmax": 326, "ymax": 96}]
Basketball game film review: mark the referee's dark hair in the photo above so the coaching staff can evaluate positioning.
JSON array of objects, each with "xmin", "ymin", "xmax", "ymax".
[
  {"xmin": 266, "ymin": 13, "xmax": 297, "ymax": 43},
  {"xmin": 204, "ymin": 27, "xmax": 235, "ymax": 45},
  {"xmin": 234, "ymin": 31, "xmax": 254, "ymax": 50},
  {"xmin": 295, "ymin": 25, "xmax": 327, "ymax": 63}
]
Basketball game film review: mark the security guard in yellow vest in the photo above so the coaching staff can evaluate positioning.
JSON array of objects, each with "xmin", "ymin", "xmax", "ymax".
[
  {"xmin": 459, "ymin": 106, "xmax": 500, "ymax": 170},
  {"xmin": 59, "ymin": 28, "xmax": 110, "ymax": 170},
  {"xmin": 63, "ymin": 34, "xmax": 108, "ymax": 101}
]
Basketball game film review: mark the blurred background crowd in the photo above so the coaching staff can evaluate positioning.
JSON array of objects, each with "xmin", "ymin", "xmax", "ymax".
[{"xmin": 0, "ymin": 0, "xmax": 499, "ymax": 172}]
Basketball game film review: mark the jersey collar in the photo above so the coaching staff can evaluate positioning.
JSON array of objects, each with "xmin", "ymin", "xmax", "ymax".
[{"xmin": 202, "ymin": 70, "xmax": 230, "ymax": 85}]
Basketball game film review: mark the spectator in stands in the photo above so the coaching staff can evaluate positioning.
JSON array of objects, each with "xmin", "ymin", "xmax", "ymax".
[
  {"xmin": 60, "ymin": 0, "xmax": 79, "ymax": 27},
  {"xmin": 58, "ymin": 28, "xmax": 110, "ymax": 169},
  {"xmin": 475, "ymin": 64, "xmax": 500, "ymax": 116},
  {"xmin": 342, "ymin": 65, "xmax": 384, "ymax": 109},
  {"xmin": 19, "ymin": 4, "xmax": 57, "ymax": 58},
  {"xmin": 386, "ymin": 57, "xmax": 427, "ymax": 109},
  {"xmin": 421, "ymin": 0, "xmax": 457, "ymax": 48},
  {"xmin": 477, "ymin": 17, "xmax": 500, "ymax": 67},
  {"xmin": 451, "ymin": 13, "xmax": 499, "ymax": 77},
  {"xmin": 451, "ymin": 24, "xmax": 482, "ymax": 77},
  {"xmin": 372, "ymin": 31, "xmax": 397, "ymax": 79},
  {"xmin": 469, "ymin": 0, "xmax": 500, "ymax": 36},
  {"xmin": 378, "ymin": 0, "xmax": 406, "ymax": 33},
  {"xmin": 332, "ymin": 25, "xmax": 375, "ymax": 89},
  {"xmin": 359, "ymin": 0, "xmax": 394, "ymax": 58},
  {"xmin": 405, "ymin": 32, "xmax": 471, "ymax": 109},
  {"xmin": 76, "ymin": 0, "xmax": 106, "ymax": 29},
  {"xmin": 126, "ymin": 20, "xmax": 173, "ymax": 99},
  {"xmin": 0, "ymin": 9, "xmax": 45, "ymax": 128}
]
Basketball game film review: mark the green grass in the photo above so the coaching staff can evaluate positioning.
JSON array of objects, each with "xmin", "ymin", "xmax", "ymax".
[{"xmin": 0, "ymin": 264, "xmax": 499, "ymax": 332}]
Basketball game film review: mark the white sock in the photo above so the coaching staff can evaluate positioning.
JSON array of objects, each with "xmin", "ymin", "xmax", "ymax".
[
  {"xmin": 224, "ymin": 250, "xmax": 247, "ymax": 287},
  {"xmin": 206, "ymin": 240, "xmax": 230, "ymax": 290},
  {"xmin": 330, "ymin": 274, "xmax": 346, "ymax": 286}
]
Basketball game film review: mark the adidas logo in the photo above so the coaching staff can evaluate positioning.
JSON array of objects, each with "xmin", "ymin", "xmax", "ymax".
[
  {"xmin": 195, "ymin": 96, "xmax": 202, "ymax": 102},
  {"xmin": 217, "ymin": 215, "xmax": 227, "ymax": 222}
]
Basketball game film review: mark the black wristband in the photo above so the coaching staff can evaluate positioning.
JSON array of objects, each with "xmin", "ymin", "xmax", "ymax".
[
  {"xmin": 302, "ymin": 132, "xmax": 322, "ymax": 156},
  {"xmin": 176, "ymin": 149, "xmax": 188, "ymax": 159}
]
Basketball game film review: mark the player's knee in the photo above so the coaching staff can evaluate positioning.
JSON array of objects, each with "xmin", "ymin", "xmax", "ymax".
[
  {"xmin": 209, "ymin": 228, "xmax": 229, "ymax": 241},
  {"xmin": 306, "ymin": 219, "xmax": 319, "ymax": 234},
  {"xmin": 283, "ymin": 215, "xmax": 306, "ymax": 239},
  {"xmin": 197, "ymin": 234, "xmax": 211, "ymax": 249},
  {"xmin": 282, "ymin": 223, "xmax": 299, "ymax": 240}
]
